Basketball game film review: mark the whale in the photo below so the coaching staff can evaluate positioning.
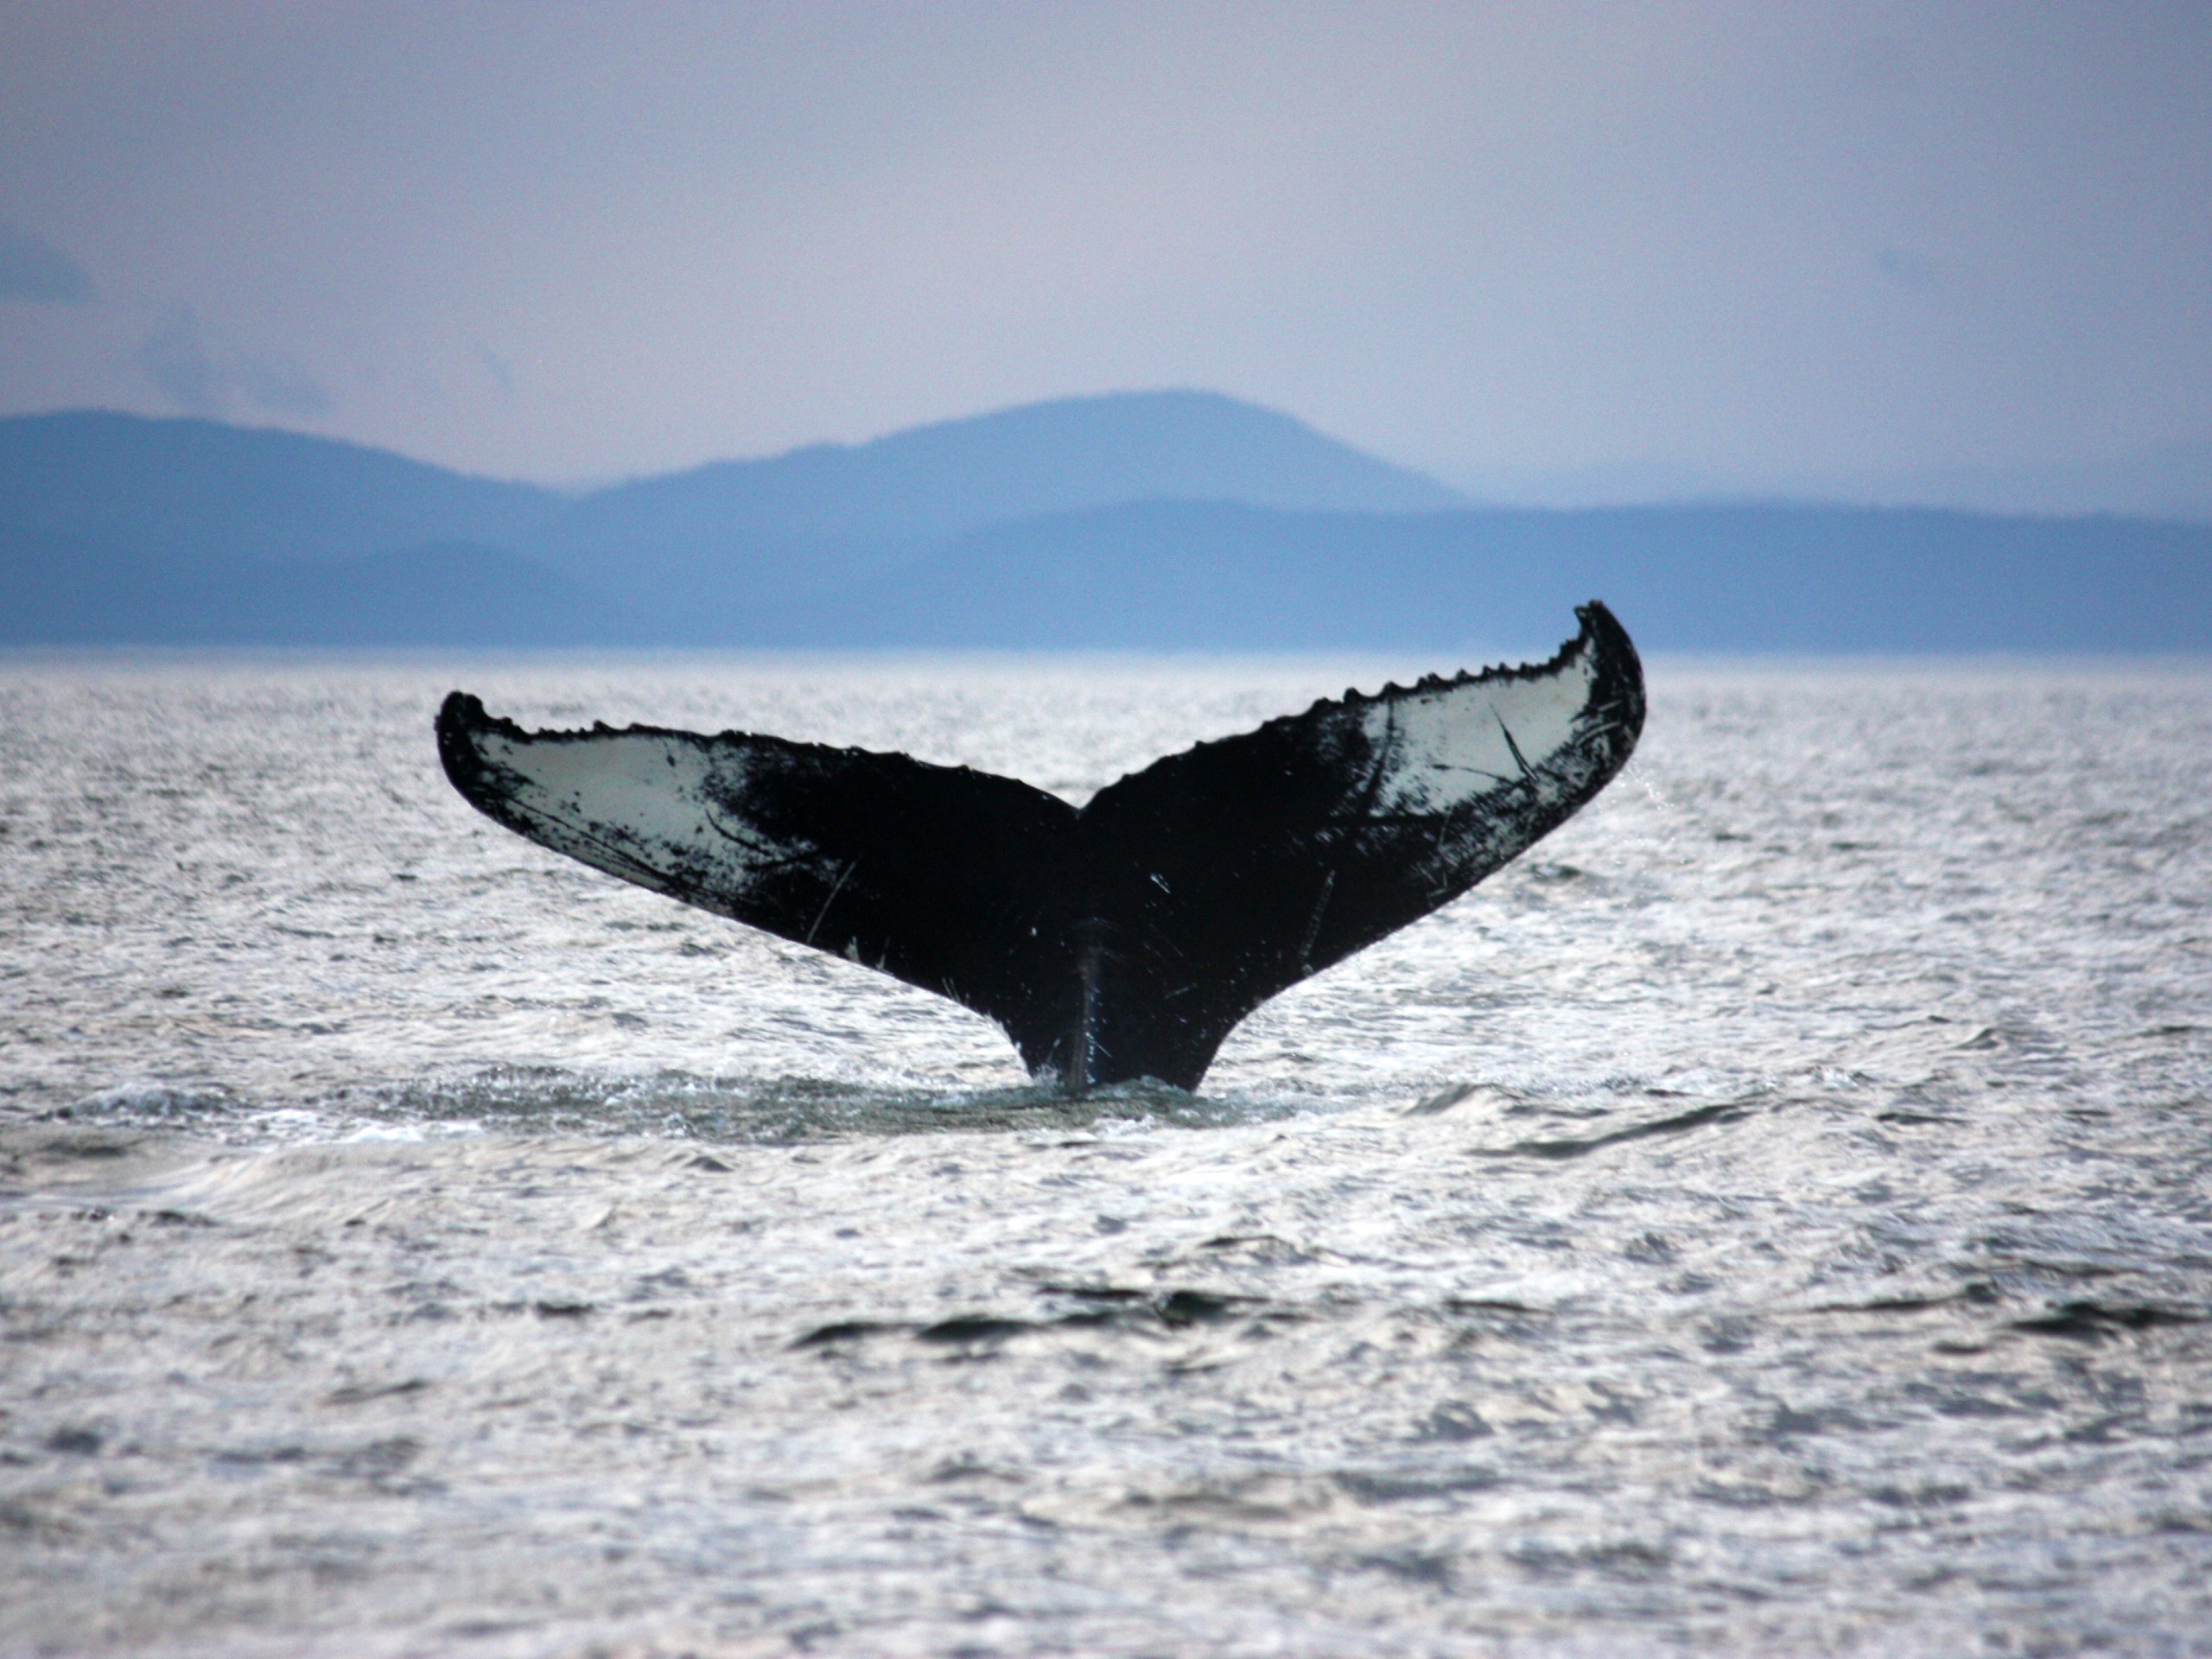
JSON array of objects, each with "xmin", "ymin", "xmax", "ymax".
[{"xmin": 435, "ymin": 601, "xmax": 1644, "ymax": 1091}]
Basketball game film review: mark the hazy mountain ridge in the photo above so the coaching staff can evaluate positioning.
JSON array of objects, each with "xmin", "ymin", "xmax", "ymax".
[
  {"xmin": 1836, "ymin": 442, "xmax": 2212, "ymax": 525},
  {"xmin": 523, "ymin": 389, "xmax": 1469, "ymax": 607},
  {"xmin": 758, "ymin": 499, "xmax": 2212, "ymax": 654},
  {"xmin": 4, "ymin": 396, "xmax": 2208, "ymax": 652},
  {"xmin": 0, "ymin": 410, "xmax": 564, "ymax": 568}
]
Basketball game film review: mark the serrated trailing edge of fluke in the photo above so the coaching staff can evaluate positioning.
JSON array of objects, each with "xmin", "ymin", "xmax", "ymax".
[
  {"xmin": 440, "ymin": 601, "xmax": 1644, "ymax": 813},
  {"xmin": 1249, "ymin": 598, "xmax": 1642, "ymax": 762}
]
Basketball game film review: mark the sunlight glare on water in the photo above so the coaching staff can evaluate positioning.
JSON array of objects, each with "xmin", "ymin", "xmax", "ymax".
[{"xmin": 3, "ymin": 652, "xmax": 2209, "ymax": 1657}]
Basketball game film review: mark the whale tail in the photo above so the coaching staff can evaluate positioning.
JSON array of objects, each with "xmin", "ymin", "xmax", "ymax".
[{"xmin": 436, "ymin": 602, "xmax": 1644, "ymax": 1090}]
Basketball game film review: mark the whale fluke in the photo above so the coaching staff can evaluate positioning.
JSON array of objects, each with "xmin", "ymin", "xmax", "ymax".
[{"xmin": 435, "ymin": 602, "xmax": 1644, "ymax": 1090}]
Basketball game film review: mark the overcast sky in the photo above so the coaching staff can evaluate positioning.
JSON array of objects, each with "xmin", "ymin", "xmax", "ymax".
[{"xmin": 1, "ymin": 2, "xmax": 2207, "ymax": 497}]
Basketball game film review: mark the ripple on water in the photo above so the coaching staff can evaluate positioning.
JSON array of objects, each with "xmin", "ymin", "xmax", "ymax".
[{"xmin": 2, "ymin": 653, "xmax": 2209, "ymax": 1656}]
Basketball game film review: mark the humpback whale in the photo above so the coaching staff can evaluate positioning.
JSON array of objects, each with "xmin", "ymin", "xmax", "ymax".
[{"xmin": 435, "ymin": 602, "xmax": 1643, "ymax": 1091}]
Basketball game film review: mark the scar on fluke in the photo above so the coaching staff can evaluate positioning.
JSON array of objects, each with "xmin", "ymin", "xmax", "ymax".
[{"xmin": 436, "ymin": 601, "xmax": 1644, "ymax": 1091}]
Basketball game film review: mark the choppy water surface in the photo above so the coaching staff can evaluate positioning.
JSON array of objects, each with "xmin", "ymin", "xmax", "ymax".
[{"xmin": 3, "ymin": 652, "xmax": 2209, "ymax": 1657}]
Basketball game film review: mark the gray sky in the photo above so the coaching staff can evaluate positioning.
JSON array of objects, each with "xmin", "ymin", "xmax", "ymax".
[{"xmin": 1, "ymin": 2, "xmax": 2207, "ymax": 498}]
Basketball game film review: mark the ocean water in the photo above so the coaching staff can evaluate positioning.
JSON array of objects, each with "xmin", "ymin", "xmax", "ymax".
[{"xmin": 3, "ymin": 651, "xmax": 2209, "ymax": 1658}]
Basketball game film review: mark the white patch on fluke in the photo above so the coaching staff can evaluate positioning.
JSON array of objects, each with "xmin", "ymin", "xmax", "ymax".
[
  {"xmin": 1358, "ymin": 645, "xmax": 1598, "ymax": 816},
  {"xmin": 472, "ymin": 728, "xmax": 822, "ymax": 906}
]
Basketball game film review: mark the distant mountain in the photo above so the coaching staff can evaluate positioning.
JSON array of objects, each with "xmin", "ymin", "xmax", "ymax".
[
  {"xmin": 0, "ymin": 410, "xmax": 562, "ymax": 569},
  {"xmin": 524, "ymin": 389, "xmax": 1468, "ymax": 607},
  {"xmin": 1450, "ymin": 444, "xmax": 2212, "ymax": 523},
  {"xmin": 1839, "ymin": 442, "xmax": 2212, "ymax": 525},
  {"xmin": 8, "ymin": 537, "xmax": 613, "ymax": 647},
  {"xmin": 760, "ymin": 499, "xmax": 2212, "ymax": 655},
  {"xmin": 3, "ymin": 400, "xmax": 2209, "ymax": 652}
]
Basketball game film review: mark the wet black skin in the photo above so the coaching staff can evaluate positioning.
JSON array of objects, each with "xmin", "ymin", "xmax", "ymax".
[{"xmin": 437, "ymin": 602, "xmax": 1644, "ymax": 1090}]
